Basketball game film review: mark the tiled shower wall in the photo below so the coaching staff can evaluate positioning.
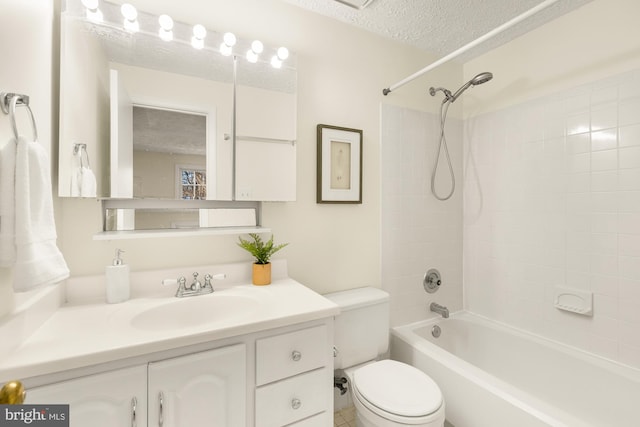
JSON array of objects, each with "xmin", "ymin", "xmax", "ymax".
[
  {"xmin": 381, "ymin": 104, "xmax": 463, "ymax": 327},
  {"xmin": 463, "ymin": 69, "xmax": 640, "ymax": 368}
]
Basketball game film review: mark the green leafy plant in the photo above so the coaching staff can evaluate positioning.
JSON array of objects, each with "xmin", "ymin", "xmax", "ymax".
[{"xmin": 237, "ymin": 233, "xmax": 288, "ymax": 265}]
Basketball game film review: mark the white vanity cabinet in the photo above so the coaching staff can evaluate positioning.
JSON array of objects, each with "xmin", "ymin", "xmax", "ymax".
[
  {"xmin": 148, "ymin": 344, "xmax": 246, "ymax": 427},
  {"xmin": 27, "ymin": 344, "xmax": 246, "ymax": 427},
  {"xmin": 27, "ymin": 365, "xmax": 148, "ymax": 427},
  {"xmin": 21, "ymin": 319, "xmax": 334, "ymax": 427}
]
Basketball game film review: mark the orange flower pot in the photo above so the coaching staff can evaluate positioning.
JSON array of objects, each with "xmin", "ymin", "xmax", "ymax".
[{"xmin": 252, "ymin": 263, "xmax": 271, "ymax": 286}]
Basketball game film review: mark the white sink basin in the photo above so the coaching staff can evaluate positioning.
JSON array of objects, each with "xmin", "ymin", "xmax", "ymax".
[{"xmin": 130, "ymin": 294, "xmax": 260, "ymax": 331}]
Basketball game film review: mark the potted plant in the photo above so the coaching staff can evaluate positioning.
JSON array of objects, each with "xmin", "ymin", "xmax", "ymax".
[{"xmin": 237, "ymin": 233, "xmax": 288, "ymax": 285}]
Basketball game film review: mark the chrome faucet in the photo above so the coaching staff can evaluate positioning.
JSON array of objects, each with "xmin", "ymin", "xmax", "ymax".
[
  {"xmin": 163, "ymin": 272, "xmax": 226, "ymax": 298},
  {"xmin": 430, "ymin": 302, "xmax": 449, "ymax": 318}
]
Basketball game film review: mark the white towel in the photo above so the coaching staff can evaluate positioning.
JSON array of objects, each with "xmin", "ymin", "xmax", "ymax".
[
  {"xmin": 80, "ymin": 166, "xmax": 97, "ymax": 197},
  {"xmin": 12, "ymin": 136, "xmax": 69, "ymax": 292},
  {"xmin": 70, "ymin": 151, "xmax": 97, "ymax": 198},
  {"xmin": 0, "ymin": 139, "xmax": 17, "ymax": 266},
  {"xmin": 70, "ymin": 162, "xmax": 80, "ymax": 197}
]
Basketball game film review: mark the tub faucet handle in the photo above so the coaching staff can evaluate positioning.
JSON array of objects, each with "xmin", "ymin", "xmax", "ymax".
[{"xmin": 424, "ymin": 269, "xmax": 442, "ymax": 293}]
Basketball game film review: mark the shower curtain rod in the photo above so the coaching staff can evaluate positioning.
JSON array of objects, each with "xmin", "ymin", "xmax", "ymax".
[{"xmin": 382, "ymin": 0, "xmax": 561, "ymax": 96}]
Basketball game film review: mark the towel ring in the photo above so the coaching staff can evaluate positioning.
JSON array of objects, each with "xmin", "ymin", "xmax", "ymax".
[{"xmin": 0, "ymin": 92, "xmax": 38, "ymax": 142}]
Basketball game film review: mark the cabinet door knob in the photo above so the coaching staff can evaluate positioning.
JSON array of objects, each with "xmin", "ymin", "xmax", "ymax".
[
  {"xmin": 291, "ymin": 398, "xmax": 302, "ymax": 410},
  {"xmin": 291, "ymin": 350, "xmax": 302, "ymax": 361}
]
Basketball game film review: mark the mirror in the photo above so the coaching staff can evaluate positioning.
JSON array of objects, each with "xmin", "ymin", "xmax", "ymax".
[
  {"xmin": 133, "ymin": 106, "xmax": 207, "ymax": 199},
  {"xmin": 58, "ymin": 0, "xmax": 297, "ymax": 214}
]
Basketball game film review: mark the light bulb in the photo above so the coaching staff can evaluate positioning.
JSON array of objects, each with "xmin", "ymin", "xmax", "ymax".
[
  {"xmin": 277, "ymin": 47, "xmax": 289, "ymax": 61},
  {"xmin": 81, "ymin": 0, "xmax": 103, "ymax": 22},
  {"xmin": 121, "ymin": 3, "xmax": 137, "ymax": 20},
  {"xmin": 251, "ymin": 40, "xmax": 264, "ymax": 54},
  {"xmin": 191, "ymin": 24, "xmax": 206, "ymax": 49},
  {"xmin": 246, "ymin": 49, "xmax": 258, "ymax": 63},
  {"xmin": 220, "ymin": 32, "xmax": 236, "ymax": 56},
  {"xmin": 270, "ymin": 55, "xmax": 282, "ymax": 69},
  {"xmin": 223, "ymin": 32, "xmax": 236, "ymax": 47},
  {"xmin": 121, "ymin": 3, "xmax": 139, "ymax": 32},
  {"xmin": 193, "ymin": 24, "xmax": 206, "ymax": 40},
  {"xmin": 87, "ymin": 8, "xmax": 103, "ymax": 22},
  {"xmin": 220, "ymin": 43, "xmax": 233, "ymax": 56},
  {"xmin": 158, "ymin": 14, "xmax": 174, "ymax": 30},
  {"xmin": 158, "ymin": 14, "xmax": 174, "ymax": 41}
]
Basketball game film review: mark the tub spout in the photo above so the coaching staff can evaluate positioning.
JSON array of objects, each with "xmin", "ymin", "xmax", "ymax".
[{"xmin": 430, "ymin": 302, "xmax": 449, "ymax": 318}]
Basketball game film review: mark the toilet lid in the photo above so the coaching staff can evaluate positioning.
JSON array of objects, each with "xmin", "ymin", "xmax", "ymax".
[{"xmin": 353, "ymin": 360, "xmax": 442, "ymax": 418}]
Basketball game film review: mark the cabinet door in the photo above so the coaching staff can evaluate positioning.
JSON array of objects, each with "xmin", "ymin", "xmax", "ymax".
[
  {"xmin": 27, "ymin": 365, "xmax": 147, "ymax": 427},
  {"xmin": 148, "ymin": 344, "xmax": 246, "ymax": 427}
]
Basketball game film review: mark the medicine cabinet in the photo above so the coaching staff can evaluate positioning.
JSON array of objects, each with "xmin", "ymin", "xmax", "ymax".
[{"xmin": 58, "ymin": 0, "xmax": 297, "ymax": 233}]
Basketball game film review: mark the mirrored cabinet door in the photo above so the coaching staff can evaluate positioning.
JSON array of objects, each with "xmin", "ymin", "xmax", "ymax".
[{"xmin": 58, "ymin": 0, "xmax": 297, "ymax": 211}]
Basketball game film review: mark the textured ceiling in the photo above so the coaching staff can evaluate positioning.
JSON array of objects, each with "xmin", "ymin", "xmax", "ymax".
[{"xmin": 281, "ymin": 0, "xmax": 594, "ymax": 61}]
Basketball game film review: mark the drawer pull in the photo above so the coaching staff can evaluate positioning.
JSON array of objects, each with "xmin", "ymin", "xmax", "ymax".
[
  {"xmin": 291, "ymin": 398, "xmax": 302, "ymax": 410},
  {"xmin": 291, "ymin": 350, "xmax": 302, "ymax": 362}
]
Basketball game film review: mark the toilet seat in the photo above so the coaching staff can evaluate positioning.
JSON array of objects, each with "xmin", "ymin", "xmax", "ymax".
[{"xmin": 352, "ymin": 360, "xmax": 443, "ymax": 424}]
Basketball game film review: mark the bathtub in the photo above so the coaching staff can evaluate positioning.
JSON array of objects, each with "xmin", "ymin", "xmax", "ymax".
[{"xmin": 390, "ymin": 312, "xmax": 640, "ymax": 427}]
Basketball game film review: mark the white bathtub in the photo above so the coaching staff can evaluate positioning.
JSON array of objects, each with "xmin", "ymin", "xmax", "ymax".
[{"xmin": 390, "ymin": 312, "xmax": 640, "ymax": 427}]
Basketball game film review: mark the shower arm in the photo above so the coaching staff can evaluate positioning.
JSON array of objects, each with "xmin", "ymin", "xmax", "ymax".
[{"xmin": 382, "ymin": 0, "xmax": 560, "ymax": 96}]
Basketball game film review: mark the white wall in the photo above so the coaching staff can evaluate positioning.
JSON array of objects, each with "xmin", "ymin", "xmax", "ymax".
[
  {"xmin": 0, "ymin": 0, "xmax": 55, "ymax": 316},
  {"xmin": 381, "ymin": 104, "xmax": 463, "ymax": 326},
  {"xmin": 463, "ymin": 0, "xmax": 640, "ymax": 368},
  {"xmin": 56, "ymin": 0, "xmax": 461, "ymax": 296}
]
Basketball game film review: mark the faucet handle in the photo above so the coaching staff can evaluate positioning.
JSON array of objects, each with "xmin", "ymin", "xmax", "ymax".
[
  {"xmin": 162, "ymin": 276, "xmax": 186, "ymax": 287},
  {"xmin": 203, "ymin": 273, "xmax": 226, "ymax": 288},
  {"xmin": 162, "ymin": 276, "xmax": 187, "ymax": 298}
]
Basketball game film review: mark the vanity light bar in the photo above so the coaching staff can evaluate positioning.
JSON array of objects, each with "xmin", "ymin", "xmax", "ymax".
[{"xmin": 79, "ymin": 0, "xmax": 289, "ymax": 68}]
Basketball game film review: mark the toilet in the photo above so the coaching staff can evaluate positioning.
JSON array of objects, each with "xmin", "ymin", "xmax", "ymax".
[{"xmin": 325, "ymin": 287, "xmax": 445, "ymax": 427}]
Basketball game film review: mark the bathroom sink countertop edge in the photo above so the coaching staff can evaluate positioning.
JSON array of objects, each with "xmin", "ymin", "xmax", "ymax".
[{"xmin": 0, "ymin": 278, "xmax": 339, "ymax": 382}]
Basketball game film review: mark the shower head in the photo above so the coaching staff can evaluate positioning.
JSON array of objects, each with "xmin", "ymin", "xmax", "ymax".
[
  {"xmin": 450, "ymin": 72, "xmax": 493, "ymax": 102},
  {"xmin": 430, "ymin": 72, "xmax": 493, "ymax": 103},
  {"xmin": 471, "ymin": 72, "xmax": 493, "ymax": 85}
]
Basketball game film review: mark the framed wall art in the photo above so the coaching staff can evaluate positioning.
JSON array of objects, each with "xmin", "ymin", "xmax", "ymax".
[{"xmin": 316, "ymin": 124, "xmax": 363, "ymax": 203}]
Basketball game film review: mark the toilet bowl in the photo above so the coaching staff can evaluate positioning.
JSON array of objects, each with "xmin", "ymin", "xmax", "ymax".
[
  {"xmin": 324, "ymin": 287, "xmax": 445, "ymax": 427},
  {"xmin": 345, "ymin": 360, "xmax": 445, "ymax": 427}
]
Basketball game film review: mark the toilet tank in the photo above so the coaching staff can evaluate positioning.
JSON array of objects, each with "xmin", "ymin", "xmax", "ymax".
[{"xmin": 324, "ymin": 287, "xmax": 389, "ymax": 370}]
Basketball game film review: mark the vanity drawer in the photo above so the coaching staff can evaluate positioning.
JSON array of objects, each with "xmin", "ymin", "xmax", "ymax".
[
  {"xmin": 286, "ymin": 411, "xmax": 331, "ymax": 426},
  {"xmin": 256, "ymin": 325, "xmax": 327, "ymax": 385},
  {"xmin": 255, "ymin": 368, "xmax": 328, "ymax": 427}
]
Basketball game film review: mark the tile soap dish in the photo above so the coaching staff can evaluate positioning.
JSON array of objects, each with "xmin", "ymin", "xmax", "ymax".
[{"xmin": 554, "ymin": 286, "xmax": 593, "ymax": 316}]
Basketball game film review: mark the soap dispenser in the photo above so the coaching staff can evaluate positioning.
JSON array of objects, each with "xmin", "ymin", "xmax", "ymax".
[{"xmin": 105, "ymin": 249, "xmax": 130, "ymax": 304}]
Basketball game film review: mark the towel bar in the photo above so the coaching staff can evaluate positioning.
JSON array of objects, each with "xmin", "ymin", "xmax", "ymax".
[{"xmin": 0, "ymin": 91, "xmax": 39, "ymax": 142}]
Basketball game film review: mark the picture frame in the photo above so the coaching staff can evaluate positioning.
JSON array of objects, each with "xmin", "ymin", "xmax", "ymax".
[{"xmin": 316, "ymin": 124, "xmax": 363, "ymax": 203}]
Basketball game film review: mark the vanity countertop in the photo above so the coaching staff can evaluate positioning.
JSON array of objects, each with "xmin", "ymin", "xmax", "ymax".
[{"xmin": 0, "ymin": 278, "xmax": 339, "ymax": 382}]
